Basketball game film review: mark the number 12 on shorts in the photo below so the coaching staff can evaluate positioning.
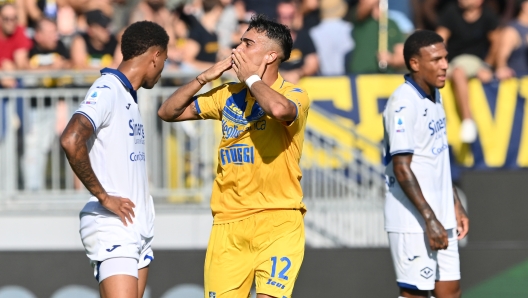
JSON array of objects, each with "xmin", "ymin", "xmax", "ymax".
[{"xmin": 270, "ymin": 256, "xmax": 291, "ymax": 280}]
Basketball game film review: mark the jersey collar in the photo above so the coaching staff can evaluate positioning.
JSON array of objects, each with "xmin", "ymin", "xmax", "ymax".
[
  {"xmin": 100, "ymin": 68, "xmax": 137, "ymax": 103},
  {"xmin": 271, "ymin": 73, "xmax": 286, "ymax": 91},
  {"xmin": 404, "ymin": 74, "xmax": 440, "ymax": 103}
]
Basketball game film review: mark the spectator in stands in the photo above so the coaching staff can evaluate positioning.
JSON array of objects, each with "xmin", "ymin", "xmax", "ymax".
[
  {"xmin": 129, "ymin": 0, "xmax": 174, "ymax": 35},
  {"xmin": 21, "ymin": 0, "xmax": 58, "ymax": 29},
  {"xmin": 130, "ymin": 0, "xmax": 184, "ymax": 69},
  {"xmin": 346, "ymin": 0, "xmax": 405, "ymax": 74},
  {"xmin": 234, "ymin": 0, "xmax": 281, "ymax": 21},
  {"xmin": 0, "ymin": 3, "xmax": 31, "ymax": 88},
  {"xmin": 495, "ymin": 0, "xmax": 528, "ymax": 79},
  {"xmin": 216, "ymin": 0, "xmax": 238, "ymax": 60},
  {"xmin": 310, "ymin": 0, "xmax": 353, "ymax": 76},
  {"xmin": 23, "ymin": 17, "xmax": 71, "ymax": 191},
  {"xmin": 301, "ymin": 0, "xmax": 320, "ymax": 31},
  {"xmin": 28, "ymin": 18, "xmax": 70, "ymax": 72},
  {"xmin": 164, "ymin": 5, "xmax": 189, "ymax": 70},
  {"xmin": 70, "ymin": 9, "xmax": 120, "ymax": 70},
  {"xmin": 387, "ymin": 0, "xmax": 416, "ymax": 34},
  {"xmin": 436, "ymin": 0, "xmax": 499, "ymax": 144},
  {"xmin": 181, "ymin": 0, "xmax": 223, "ymax": 71},
  {"xmin": 55, "ymin": 3, "xmax": 78, "ymax": 48},
  {"xmin": 277, "ymin": 0, "xmax": 319, "ymax": 83},
  {"xmin": 417, "ymin": 0, "xmax": 455, "ymax": 30}
]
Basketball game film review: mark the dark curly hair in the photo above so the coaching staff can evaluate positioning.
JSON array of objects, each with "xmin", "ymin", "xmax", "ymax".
[
  {"xmin": 121, "ymin": 21, "xmax": 169, "ymax": 61},
  {"xmin": 403, "ymin": 30, "xmax": 444, "ymax": 71},
  {"xmin": 247, "ymin": 14, "xmax": 293, "ymax": 62}
]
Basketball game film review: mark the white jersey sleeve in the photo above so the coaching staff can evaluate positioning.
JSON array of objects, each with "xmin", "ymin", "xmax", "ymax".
[
  {"xmin": 75, "ymin": 85, "xmax": 115, "ymax": 132},
  {"xmin": 385, "ymin": 98, "xmax": 417, "ymax": 156}
]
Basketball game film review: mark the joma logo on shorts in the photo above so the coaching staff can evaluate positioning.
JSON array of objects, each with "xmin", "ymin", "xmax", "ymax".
[{"xmin": 266, "ymin": 278, "xmax": 286, "ymax": 290}]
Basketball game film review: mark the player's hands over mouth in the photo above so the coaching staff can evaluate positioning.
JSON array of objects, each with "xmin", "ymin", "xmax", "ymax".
[
  {"xmin": 197, "ymin": 56, "xmax": 233, "ymax": 84},
  {"xmin": 231, "ymin": 48, "xmax": 267, "ymax": 82},
  {"xmin": 425, "ymin": 218, "xmax": 448, "ymax": 250},
  {"xmin": 455, "ymin": 201, "xmax": 469, "ymax": 240},
  {"xmin": 101, "ymin": 195, "xmax": 136, "ymax": 227}
]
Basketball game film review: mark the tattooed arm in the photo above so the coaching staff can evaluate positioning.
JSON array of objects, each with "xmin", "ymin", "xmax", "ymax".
[
  {"xmin": 392, "ymin": 153, "xmax": 448, "ymax": 250},
  {"xmin": 60, "ymin": 114, "xmax": 135, "ymax": 226}
]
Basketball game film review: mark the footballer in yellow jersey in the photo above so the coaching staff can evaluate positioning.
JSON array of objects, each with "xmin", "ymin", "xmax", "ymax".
[
  {"xmin": 194, "ymin": 75, "xmax": 308, "ymax": 223},
  {"xmin": 158, "ymin": 14, "xmax": 308, "ymax": 298}
]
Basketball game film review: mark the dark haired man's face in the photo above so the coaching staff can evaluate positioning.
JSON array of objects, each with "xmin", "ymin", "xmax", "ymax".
[
  {"xmin": 413, "ymin": 42, "xmax": 448, "ymax": 89},
  {"xmin": 142, "ymin": 47, "xmax": 167, "ymax": 89},
  {"xmin": 236, "ymin": 28, "xmax": 276, "ymax": 67},
  {"xmin": 410, "ymin": 42, "xmax": 448, "ymax": 88}
]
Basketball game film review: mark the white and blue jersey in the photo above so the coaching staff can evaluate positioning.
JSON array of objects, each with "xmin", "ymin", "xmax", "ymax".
[
  {"xmin": 382, "ymin": 74, "xmax": 456, "ymax": 233},
  {"xmin": 75, "ymin": 68, "xmax": 155, "ymax": 239}
]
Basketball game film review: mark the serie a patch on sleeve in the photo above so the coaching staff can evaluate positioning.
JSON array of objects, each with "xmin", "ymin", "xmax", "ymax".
[
  {"xmin": 81, "ymin": 90, "xmax": 101, "ymax": 105},
  {"xmin": 395, "ymin": 116, "xmax": 405, "ymax": 133}
]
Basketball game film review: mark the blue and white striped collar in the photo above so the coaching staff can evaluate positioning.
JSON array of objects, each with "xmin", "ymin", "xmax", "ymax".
[
  {"xmin": 404, "ymin": 74, "xmax": 440, "ymax": 103},
  {"xmin": 100, "ymin": 68, "xmax": 137, "ymax": 103}
]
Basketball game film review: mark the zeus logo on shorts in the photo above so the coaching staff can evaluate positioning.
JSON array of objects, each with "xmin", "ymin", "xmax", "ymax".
[
  {"xmin": 219, "ymin": 144, "xmax": 254, "ymax": 165},
  {"xmin": 420, "ymin": 267, "xmax": 433, "ymax": 279},
  {"xmin": 208, "ymin": 292, "xmax": 216, "ymax": 298}
]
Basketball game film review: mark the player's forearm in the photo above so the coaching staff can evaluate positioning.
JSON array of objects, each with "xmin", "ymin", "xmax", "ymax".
[
  {"xmin": 158, "ymin": 77, "xmax": 204, "ymax": 121},
  {"xmin": 250, "ymin": 81, "xmax": 297, "ymax": 121},
  {"xmin": 61, "ymin": 135, "xmax": 107, "ymax": 201},
  {"xmin": 60, "ymin": 115, "xmax": 107, "ymax": 202},
  {"xmin": 394, "ymin": 164, "xmax": 437, "ymax": 222}
]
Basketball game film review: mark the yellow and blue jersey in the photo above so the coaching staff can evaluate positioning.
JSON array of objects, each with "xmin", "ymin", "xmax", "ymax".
[{"xmin": 194, "ymin": 74, "xmax": 310, "ymax": 223}]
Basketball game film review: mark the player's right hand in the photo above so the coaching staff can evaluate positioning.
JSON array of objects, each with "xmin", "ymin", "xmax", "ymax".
[
  {"xmin": 100, "ymin": 195, "xmax": 136, "ymax": 227},
  {"xmin": 198, "ymin": 56, "xmax": 233, "ymax": 83},
  {"xmin": 425, "ymin": 218, "xmax": 448, "ymax": 250}
]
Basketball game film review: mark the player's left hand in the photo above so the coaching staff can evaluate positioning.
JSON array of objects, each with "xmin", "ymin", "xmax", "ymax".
[
  {"xmin": 231, "ymin": 48, "xmax": 267, "ymax": 83},
  {"xmin": 455, "ymin": 201, "xmax": 469, "ymax": 240}
]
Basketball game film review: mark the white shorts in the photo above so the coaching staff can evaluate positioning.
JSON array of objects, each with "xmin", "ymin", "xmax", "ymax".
[
  {"xmin": 388, "ymin": 228, "xmax": 460, "ymax": 291},
  {"xmin": 80, "ymin": 210, "xmax": 154, "ymax": 282}
]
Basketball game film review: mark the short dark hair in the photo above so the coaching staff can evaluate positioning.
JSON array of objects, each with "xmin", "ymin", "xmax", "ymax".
[
  {"xmin": 247, "ymin": 14, "xmax": 293, "ymax": 62},
  {"xmin": 403, "ymin": 30, "xmax": 444, "ymax": 71},
  {"xmin": 121, "ymin": 21, "xmax": 169, "ymax": 61}
]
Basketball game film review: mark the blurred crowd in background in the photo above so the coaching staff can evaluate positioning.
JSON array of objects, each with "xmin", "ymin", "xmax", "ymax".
[
  {"xmin": 1, "ymin": 0, "xmax": 527, "ymax": 190},
  {"xmin": 3, "ymin": 0, "xmax": 527, "ymax": 80}
]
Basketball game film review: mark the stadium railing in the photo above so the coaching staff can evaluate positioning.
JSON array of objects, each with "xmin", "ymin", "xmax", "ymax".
[{"xmin": 0, "ymin": 70, "xmax": 387, "ymax": 247}]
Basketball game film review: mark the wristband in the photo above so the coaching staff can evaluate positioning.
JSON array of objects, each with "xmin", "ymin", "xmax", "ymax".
[{"xmin": 245, "ymin": 75, "xmax": 261, "ymax": 88}]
